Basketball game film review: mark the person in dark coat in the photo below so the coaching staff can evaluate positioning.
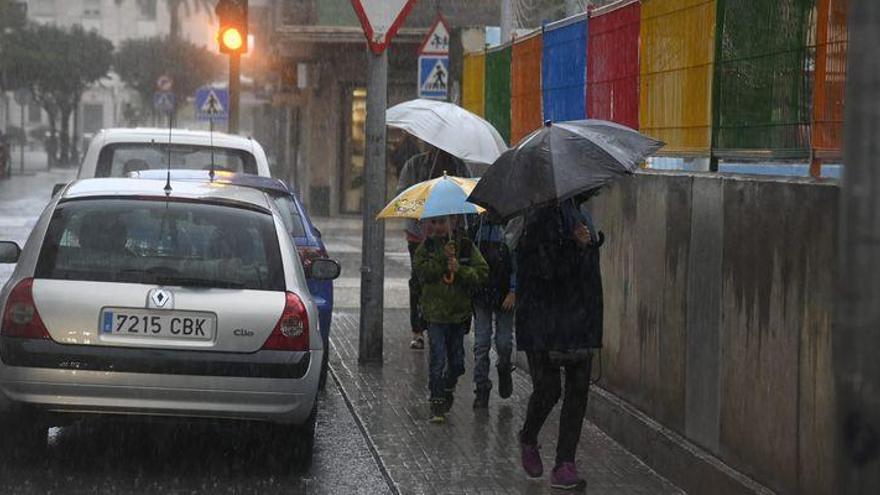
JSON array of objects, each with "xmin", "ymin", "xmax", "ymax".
[{"xmin": 515, "ymin": 195, "xmax": 604, "ymax": 492}]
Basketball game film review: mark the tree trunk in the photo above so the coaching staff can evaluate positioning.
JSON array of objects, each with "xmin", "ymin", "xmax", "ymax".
[
  {"xmin": 168, "ymin": 0, "xmax": 182, "ymax": 40},
  {"xmin": 72, "ymin": 103, "xmax": 80, "ymax": 162},
  {"xmin": 59, "ymin": 106, "xmax": 71, "ymax": 166},
  {"xmin": 46, "ymin": 109, "xmax": 57, "ymax": 169}
]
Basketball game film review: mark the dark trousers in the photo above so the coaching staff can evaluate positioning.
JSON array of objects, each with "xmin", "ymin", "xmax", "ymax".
[
  {"xmin": 520, "ymin": 351, "xmax": 593, "ymax": 464},
  {"xmin": 407, "ymin": 241, "xmax": 427, "ymax": 335},
  {"xmin": 427, "ymin": 323, "xmax": 466, "ymax": 400}
]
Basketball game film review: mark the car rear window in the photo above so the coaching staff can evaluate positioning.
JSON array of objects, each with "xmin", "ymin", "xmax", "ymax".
[
  {"xmin": 270, "ymin": 194, "xmax": 307, "ymax": 238},
  {"xmin": 96, "ymin": 143, "xmax": 258, "ymax": 177},
  {"xmin": 35, "ymin": 199, "xmax": 285, "ymax": 291}
]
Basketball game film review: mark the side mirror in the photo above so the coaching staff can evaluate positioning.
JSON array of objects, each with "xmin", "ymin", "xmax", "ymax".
[
  {"xmin": 307, "ymin": 258, "xmax": 340, "ymax": 280},
  {"xmin": 52, "ymin": 183, "xmax": 67, "ymax": 196},
  {"xmin": 0, "ymin": 241, "xmax": 21, "ymax": 264}
]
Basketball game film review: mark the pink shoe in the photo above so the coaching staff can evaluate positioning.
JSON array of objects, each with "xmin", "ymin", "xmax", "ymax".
[
  {"xmin": 520, "ymin": 442, "xmax": 543, "ymax": 478},
  {"xmin": 550, "ymin": 462, "xmax": 586, "ymax": 491}
]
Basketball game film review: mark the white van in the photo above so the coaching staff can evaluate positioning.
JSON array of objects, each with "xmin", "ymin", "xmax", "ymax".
[{"xmin": 77, "ymin": 128, "xmax": 272, "ymax": 179}]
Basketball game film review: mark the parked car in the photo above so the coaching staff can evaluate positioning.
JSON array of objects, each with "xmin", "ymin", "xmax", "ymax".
[
  {"xmin": 0, "ymin": 178, "xmax": 339, "ymax": 466},
  {"xmin": 72, "ymin": 127, "xmax": 271, "ymax": 180},
  {"xmin": 129, "ymin": 169, "xmax": 337, "ymax": 388}
]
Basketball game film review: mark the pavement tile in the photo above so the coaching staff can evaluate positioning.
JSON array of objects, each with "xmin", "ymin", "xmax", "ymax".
[{"xmin": 328, "ymin": 309, "xmax": 685, "ymax": 495}]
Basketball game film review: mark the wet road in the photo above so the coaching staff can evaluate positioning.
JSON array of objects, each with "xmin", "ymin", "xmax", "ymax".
[{"xmin": 0, "ymin": 170, "xmax": 391, "ymax": 494}]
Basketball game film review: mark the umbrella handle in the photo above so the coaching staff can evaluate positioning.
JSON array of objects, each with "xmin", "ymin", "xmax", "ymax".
[{"xmin": 443, "ymin": 272, "xmax": 455, "ymax": 285}]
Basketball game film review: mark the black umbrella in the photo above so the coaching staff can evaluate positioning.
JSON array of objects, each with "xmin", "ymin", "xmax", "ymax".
[{"xmin": 467, "ymin": 119, "xmax": 664, "ymax": 220}]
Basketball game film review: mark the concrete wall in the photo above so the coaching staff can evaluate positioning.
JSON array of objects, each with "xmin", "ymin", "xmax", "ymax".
[{"xmin": 587, "ymin": 171, "xmax": 838, "ymax": 494}]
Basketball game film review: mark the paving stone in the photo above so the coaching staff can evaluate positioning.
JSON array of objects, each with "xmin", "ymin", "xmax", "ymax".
[{"xmin": 328, "ymin": 309, "xmax": 685, "ymax": 495}]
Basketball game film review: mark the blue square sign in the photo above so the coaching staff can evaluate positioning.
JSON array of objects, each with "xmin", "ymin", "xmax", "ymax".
[
  {"xmin": 195, "ymin": 87, "xmax": 229, "ymax": 121},
  {"xmin": 418, "ymin": 55, "xmax": 449, "ymax": 100}
]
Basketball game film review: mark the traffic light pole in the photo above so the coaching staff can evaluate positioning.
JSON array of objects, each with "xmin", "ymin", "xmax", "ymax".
[
  {"xmin": 228, "ymin": 52, "xmax": 240, "ymax": 134},
  {"xmin": 358, "ymin": 48, "xmax": 387, "ymax": 363}
]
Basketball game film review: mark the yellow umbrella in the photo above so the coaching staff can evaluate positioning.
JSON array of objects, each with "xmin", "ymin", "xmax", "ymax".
[{"xmin": 376, "ymin": 174, "xmax": 484, "ymax": 220}]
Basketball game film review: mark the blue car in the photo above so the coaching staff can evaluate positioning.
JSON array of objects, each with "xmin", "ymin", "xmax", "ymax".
[{"xmin": 129, "ymin": 170, "xmax": 337, "ymax": 387}]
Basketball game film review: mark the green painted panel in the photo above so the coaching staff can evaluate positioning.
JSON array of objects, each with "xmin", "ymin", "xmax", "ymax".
[
  {"xmin": 485, "ymin": 46, "xmax": 512, "ymax": 145},
  {"xmin": 712, "ymin": 0, "xmax": 815, "ymax": 158}
]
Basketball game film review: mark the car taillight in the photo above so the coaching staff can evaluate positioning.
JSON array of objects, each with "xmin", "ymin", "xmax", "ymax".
[
  {"xmin": 262, "ymin": 292, "xmax": 309, "ymax": 351},
  {"xmin": 297, "ymin": 245, "xmax": 328, "ymax": 270},
  {"xmin": 1, "ymin": 278, "xmax": 51, "ymax": 339}
]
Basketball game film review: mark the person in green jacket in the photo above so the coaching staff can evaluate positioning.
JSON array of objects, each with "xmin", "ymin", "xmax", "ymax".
[{"xmin": 414, "ymin": 216, "xmax": 489, "ymax": 423}]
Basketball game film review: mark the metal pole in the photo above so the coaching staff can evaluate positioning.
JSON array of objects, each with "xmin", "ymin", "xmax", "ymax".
[
  {"xmin": 358, "ymin": 48, "xmax": 387, "ymax": 363},
  {"xmin": 19, "ymin": 102, "xmax": 25, "ymax": 174},
  {"xmin": 229, "ymin": 52, "xmax": 241, "ymax": 134},
  {"xmin": 500, "ymin": 0, "xmax": 514, "ymax": 43},
  {"xmin": 834, "ymin": 1, "xmax": 880, "ymax": 493}
]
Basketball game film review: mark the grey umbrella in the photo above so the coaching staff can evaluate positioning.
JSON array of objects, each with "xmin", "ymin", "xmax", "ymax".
[{"xmin": 467, "ymin": 119, "xmax": 664, "ymax": 220}]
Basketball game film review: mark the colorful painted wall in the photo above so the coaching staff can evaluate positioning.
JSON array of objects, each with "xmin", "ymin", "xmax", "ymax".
[{"xmin": 458, "ymin": 0, "xmax": 848, "ymax": 173}]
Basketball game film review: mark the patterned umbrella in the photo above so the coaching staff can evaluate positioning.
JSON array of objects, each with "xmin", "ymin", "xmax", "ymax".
[{"xmin": 376, "ymin": 174, "xmax": 483, "ymax": 220}]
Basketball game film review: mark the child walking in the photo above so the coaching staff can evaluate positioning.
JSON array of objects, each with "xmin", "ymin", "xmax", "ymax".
[
  {"xmin": 414, "ymin": 216, "xmax": 488, "ymax": 423},
  {"xmin": 470, "ymin": 215, "xmax": 517, "ymax": 409}
]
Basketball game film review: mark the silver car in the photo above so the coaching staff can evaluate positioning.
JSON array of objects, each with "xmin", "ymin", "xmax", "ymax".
[{"xmin": 0, "ymin": 178, "xmax": 339, "ymax": 465}]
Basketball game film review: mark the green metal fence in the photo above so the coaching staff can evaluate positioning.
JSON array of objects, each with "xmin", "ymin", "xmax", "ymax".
[
  {"xmin": 712, "ymin": 0, "xmax": 815, "ymax": 159},
  {"xmin": 484, "ymin": 46, "xmax": 512, "ymax": 145}
]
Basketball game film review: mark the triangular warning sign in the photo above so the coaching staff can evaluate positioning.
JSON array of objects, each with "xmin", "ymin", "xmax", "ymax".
[
  {"xmin": 201, "ymin": 90, "xmax": 224, "ymax": 115},
  {"xmin": 419, "ymin": 15, "xmax": 450, "ymax": 55},
  {"xmin": 421, "ymin": 60, "xmax": 448, "ymax": 92},
  {"xmin": 351, "ymin": 0, "xmax": 417, "ymax": 54}
]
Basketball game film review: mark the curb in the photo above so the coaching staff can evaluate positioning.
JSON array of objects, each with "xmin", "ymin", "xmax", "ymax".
[
  {"xmin": 327, "ymin": 341, "xmax": 400, "ymax": 495},
  {"xmin": 512, "ymin": 352, "xmax": 775, "ymax": 495}
]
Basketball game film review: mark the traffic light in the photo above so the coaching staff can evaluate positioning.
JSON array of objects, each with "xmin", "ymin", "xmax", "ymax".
[{"xmin": 216, "ymin": 0, "xmax": 248, "ymax": 54}]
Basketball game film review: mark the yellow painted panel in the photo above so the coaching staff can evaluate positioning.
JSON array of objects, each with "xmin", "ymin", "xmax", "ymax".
[
  {"xmin": 462, "ymin": 52, "xmax": 486, "ymax": 117},
  {"xmin": 639, "ymin": 0, "xmax": 716, "ymax": 154}
]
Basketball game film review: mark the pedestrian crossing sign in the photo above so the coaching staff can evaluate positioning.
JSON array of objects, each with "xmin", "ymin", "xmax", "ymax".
[
  {"xmin": 195, "ymin": 87, "xmax": 229, "ymax": 121},
  {"xmin": 418, "ymin": 55, "xmax": 449, "ymax": 100}
]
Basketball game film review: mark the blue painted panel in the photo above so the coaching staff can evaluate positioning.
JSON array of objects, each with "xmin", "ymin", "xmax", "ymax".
[{"xmin": 542, "ymin": 18, "xmax": 588, "ymax": 123}]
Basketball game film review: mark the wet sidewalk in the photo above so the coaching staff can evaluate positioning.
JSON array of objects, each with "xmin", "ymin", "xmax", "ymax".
[{"xmin": 327, "ymin": 309, "xmax": 684, "ymax": 495}]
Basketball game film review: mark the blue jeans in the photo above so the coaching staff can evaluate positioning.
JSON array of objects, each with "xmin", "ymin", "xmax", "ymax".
[
  {"xmin": 472, "ymin": 303, "xmax": 514, "ymax": 393},
  {"xmin": 427, "ymin": 323, "xmax": 466, "ymax": 400}
]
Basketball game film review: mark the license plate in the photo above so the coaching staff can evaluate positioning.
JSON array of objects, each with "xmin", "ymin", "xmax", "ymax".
[{"xmin": 100, "ymin": 308, "xmax": 216, "ymax": 341}]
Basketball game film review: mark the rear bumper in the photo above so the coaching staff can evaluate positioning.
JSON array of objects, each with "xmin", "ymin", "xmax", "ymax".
[
  {"xmin": 0, "ymin": 345, "xmax": 321, "ymax": 425},
  {"xmin": 1, "ymin": 337, "xmax": 310, "ymax": 379}
]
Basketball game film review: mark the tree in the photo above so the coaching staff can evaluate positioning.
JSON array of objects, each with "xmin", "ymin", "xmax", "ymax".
[
  {"xmin": 114, "ymin": 36, "xmax": 222, "ymax": 123},
  {"xmin": 0, "ymin": 0, "xmax": 28, "ymax": 91},
  {"xmin": 119, "ymin": 0, "xmax": 215, "ymax": 40},
  {"xmin": 0, "ymin": 24, "xmax": 113, "ymax": 166}
]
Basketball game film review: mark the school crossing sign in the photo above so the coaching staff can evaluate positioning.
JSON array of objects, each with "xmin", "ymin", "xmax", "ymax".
[{"xmin": 417, "ymin": 14, "xmax": 450, "ymax": 100}]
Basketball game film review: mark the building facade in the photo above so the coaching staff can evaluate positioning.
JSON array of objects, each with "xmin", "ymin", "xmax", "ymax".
[{"xmin": 270, "ymin": 0, "xmax": 502, "ymax": 216}]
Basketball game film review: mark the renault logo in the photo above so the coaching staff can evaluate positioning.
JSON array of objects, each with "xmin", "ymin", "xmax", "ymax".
[{"xmin": 149, "ymin": 288, "xmax": 173, "ymax": 308}]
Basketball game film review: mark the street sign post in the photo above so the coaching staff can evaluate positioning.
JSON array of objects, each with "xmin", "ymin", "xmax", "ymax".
[
  {"xmin": 153, "ymin": 91, "xmax": 176, "ymax": 114},
  {"xmin": 418, "ymin": 15, "xmax": 450, "ymax": 100},
  {"xmin": 195, "ymin": 87, "xmax": 229, "ymax": 121},
  {"xmin": 156, "ymin": 75, "xmax": 173, "ymax": 92},
  {"xmin": 418, "ymin": 14, "xmax": 450, "ymax": 55},
  {"xmin": 418, "ymin": 56, "xmax": 449, "ymax": 100},
  {"xmin": 350, "ymin": 0, "xmax": 416, "ymax": 363},
  {"xmin": 350, "ymin": 0, "xmax": 417, "ymax": 54}
]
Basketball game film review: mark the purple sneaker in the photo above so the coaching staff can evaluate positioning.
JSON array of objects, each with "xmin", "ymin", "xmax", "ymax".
[
  {"xmin": 520, "ymin": 442, "xmax": 543, "ymax": 478},
  {"xmin": 550, "ymin": 462, "xmax": 586, "ymax": 491}
]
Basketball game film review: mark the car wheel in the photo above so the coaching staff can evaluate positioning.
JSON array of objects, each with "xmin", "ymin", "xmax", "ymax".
[{"xmin": 0, "ymin": 414, "xmax": 47, "ymax": 459}]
